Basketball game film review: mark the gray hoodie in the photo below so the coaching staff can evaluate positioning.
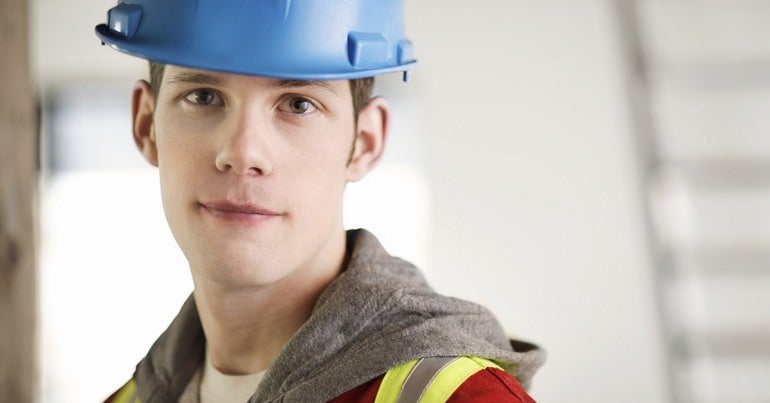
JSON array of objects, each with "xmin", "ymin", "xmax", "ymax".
[{"xmin": 132, "ymin": 229, "xmax": 545, "ymax": 402}]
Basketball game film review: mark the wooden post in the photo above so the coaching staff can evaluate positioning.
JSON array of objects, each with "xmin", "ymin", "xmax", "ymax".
[{"xmin": 0, "ymin": 0, "xmax": 38, "ymax": 401}]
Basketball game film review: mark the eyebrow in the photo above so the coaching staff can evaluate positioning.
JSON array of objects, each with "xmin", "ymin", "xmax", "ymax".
[
  {"xmin": 166, "ymin": 72, "xmax": 339, "ymax": 95},
  {"xmin": 274, "ymin": 79, "xmax": 339, "ymax": 95},
  {"xmin": 166, "ymin": 71, "xmax": 225, "ymax": 87}
]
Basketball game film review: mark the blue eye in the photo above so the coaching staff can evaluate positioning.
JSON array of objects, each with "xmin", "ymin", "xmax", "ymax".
[{"xmin": 184, "ymin": 89, "xmax": 222, "ymax": 106}]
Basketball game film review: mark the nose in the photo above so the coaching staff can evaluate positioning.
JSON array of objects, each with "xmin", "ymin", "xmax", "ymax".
[{"xmin": 214, "ymin": 110, "xmax": 274, "ymax": 176}]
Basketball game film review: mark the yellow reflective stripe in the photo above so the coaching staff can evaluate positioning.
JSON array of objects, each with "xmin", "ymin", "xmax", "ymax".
[
  {"xmin": 112, "ymin": 379, "xmax": 140, "ymax": 403},
  {"xmin": 417, "ymin": 356, "xmax": 499, "ymax": 403},
  {"xmin": 469, "ymin": 356, "xmax": 503, "ymax": 371},
  {"xmin": 374, "ymin": 359, "xmax": 420, "ymax": 403}
]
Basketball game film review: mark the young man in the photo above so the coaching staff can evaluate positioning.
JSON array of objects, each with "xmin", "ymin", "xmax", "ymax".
[{"xmin": 96, "ymin": 1, "xmax": 544, "ymax": 402}]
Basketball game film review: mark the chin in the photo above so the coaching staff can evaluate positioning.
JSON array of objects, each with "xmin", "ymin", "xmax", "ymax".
[
  {"xmin": 202, "ymin": 252, "xmax": 292, "ymax": 286},
  {"xmin": 203, "ymin": 266, "xmax": 287, "ymax": 289}
]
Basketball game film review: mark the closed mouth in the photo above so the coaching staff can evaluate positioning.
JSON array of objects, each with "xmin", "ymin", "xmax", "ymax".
[
  {"xmin": 199, "ymin": 200, "xmax": 283, "ymax": 224},
  {"xmin": 200, "ymin": 201, "xmax": 281, "ymax": 216}
]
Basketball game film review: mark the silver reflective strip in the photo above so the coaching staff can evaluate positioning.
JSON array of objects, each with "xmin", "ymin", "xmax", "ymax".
[{"xmin": 397, "ymin": 357, "xmax": 460, "ymax": 403}]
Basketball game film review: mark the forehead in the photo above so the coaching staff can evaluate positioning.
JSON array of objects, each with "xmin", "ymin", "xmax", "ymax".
[{"xmin": 163, "ymin": 65, "xmax": 347, "ymax": 96}]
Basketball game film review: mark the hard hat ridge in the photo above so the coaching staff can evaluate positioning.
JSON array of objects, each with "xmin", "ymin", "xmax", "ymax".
[{"xmin": 95, "ymin": 0, "xmax": 417, "ymax": 81}]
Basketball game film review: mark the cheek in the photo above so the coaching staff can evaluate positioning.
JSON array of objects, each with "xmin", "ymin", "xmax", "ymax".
[
  {"xmin": 286, "ymin": 127, "xmax": 353, "ymax": 205},
  {"xmin": 154, "ymin": 110, "xmax": 221, "ymax": 173},
  {"xmin": 152, "ymin": 116, "xmax": 208, "ymax": 204},
  {"xmin": 155, "ymin": 109, "xmax": 215, "ymax": 151},
  {"xmin": 290, "ymin": 146, "xmax": 347, "ymax": 198}
]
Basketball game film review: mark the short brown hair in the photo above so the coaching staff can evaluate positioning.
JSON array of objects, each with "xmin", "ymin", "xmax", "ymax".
[{"xmin": 148, "ymin": 62, "xmax": 374, "ymax": 121}]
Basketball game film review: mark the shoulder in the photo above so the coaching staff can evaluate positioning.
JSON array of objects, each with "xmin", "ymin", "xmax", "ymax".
[
  {"xmin": 331, "ymin": 356, "xmax": 536, "ymax": 403},
  {"xmin": 447, "ymin": 364, "xmax": 535, "ymax": 402}
]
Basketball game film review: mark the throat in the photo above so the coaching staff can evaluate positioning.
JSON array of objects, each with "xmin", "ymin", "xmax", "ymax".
[
  {"xmin": 193, "ymin": 265, "xmax": 344, "ymax": 374},
  {"xmin": 192, "ymin": 227, "xmax": 349, "ymax": 374},
  {"xmin": 197, "ymin": 287, "xmax": 315, "ymax": 375}
]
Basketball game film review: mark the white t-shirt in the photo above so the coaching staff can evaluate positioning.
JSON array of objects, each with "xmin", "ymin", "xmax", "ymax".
[{"xmin": 197, "ymin": 349, "xmax": 267, "ymax": 403}]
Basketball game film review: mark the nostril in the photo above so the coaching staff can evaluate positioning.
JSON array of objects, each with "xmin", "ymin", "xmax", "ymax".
[{"xmin": 215, "ymin": 158, "xmax": 268, "ymax": 176}]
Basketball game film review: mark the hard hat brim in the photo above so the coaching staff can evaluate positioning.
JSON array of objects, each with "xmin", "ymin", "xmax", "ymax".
[{"xmin": 96, "ymin": 24, "xmax": 417, "ymax": 80}]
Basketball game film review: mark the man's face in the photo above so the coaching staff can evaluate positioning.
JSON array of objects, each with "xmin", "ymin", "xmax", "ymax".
[{"xmin": 136, "ymin": 65, "xmax": 372, "ymax": 287}]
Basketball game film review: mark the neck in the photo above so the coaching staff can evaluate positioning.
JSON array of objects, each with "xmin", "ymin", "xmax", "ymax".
[{"xmin": 193, "ymin": 230, "xmax": 348, "ymax": 375}]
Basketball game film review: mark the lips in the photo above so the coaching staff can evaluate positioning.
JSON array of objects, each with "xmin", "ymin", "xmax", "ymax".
[{"xmin": 199, "ymin": 200, "xmax": 282, "ymax": 224}]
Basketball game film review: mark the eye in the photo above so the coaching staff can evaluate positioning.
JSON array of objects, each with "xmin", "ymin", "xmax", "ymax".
[
  {"xmin": 183, "ymin": 89, "xmax": 223, "ymax": 106},
  {"xmin": 279, "ymin": 96, "xmax": 317, "ymax": 115}
]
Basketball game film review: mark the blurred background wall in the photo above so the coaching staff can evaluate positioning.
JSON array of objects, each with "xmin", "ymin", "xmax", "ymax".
[{"xmin": 32, "ymin": 1, "xmax": 770, "ymax": 402}]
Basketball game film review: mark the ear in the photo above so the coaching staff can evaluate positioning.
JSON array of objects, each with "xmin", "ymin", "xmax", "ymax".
[
  {"xmin": 346, "ymin": 97, "xmax": 389, "ymax": 182},
  {"xmin": 131, "ymin": 80, "xmax": 159, "ymax": 167}
]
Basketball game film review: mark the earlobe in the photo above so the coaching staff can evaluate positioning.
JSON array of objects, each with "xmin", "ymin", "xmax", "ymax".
[
  {"xmin": 346, "ymin": 97, "xmax": 389, "ymax": 182},
  {"xmin": 131, "ymin": 80, "xmax": 159, "ymax": 167}
]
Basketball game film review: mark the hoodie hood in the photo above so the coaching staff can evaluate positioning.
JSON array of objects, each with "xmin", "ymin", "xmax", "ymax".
[{"xmin": 134, "ymin": 229, "xmax": 544, "ymax": 402}]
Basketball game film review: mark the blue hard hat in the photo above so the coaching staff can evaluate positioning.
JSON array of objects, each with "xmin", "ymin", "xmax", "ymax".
[{"xmin": 95, "ymin": 0, "xmax": 416, "ymax": 81}]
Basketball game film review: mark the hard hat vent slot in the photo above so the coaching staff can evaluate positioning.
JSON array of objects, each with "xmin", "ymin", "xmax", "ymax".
[
  {"xmin": 107, "ymin": 3, "xmax": 143, "ymax": 39},
  {"xmin": 347, "ymin": 32, "xmax": 388, "ymax": 69}
]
